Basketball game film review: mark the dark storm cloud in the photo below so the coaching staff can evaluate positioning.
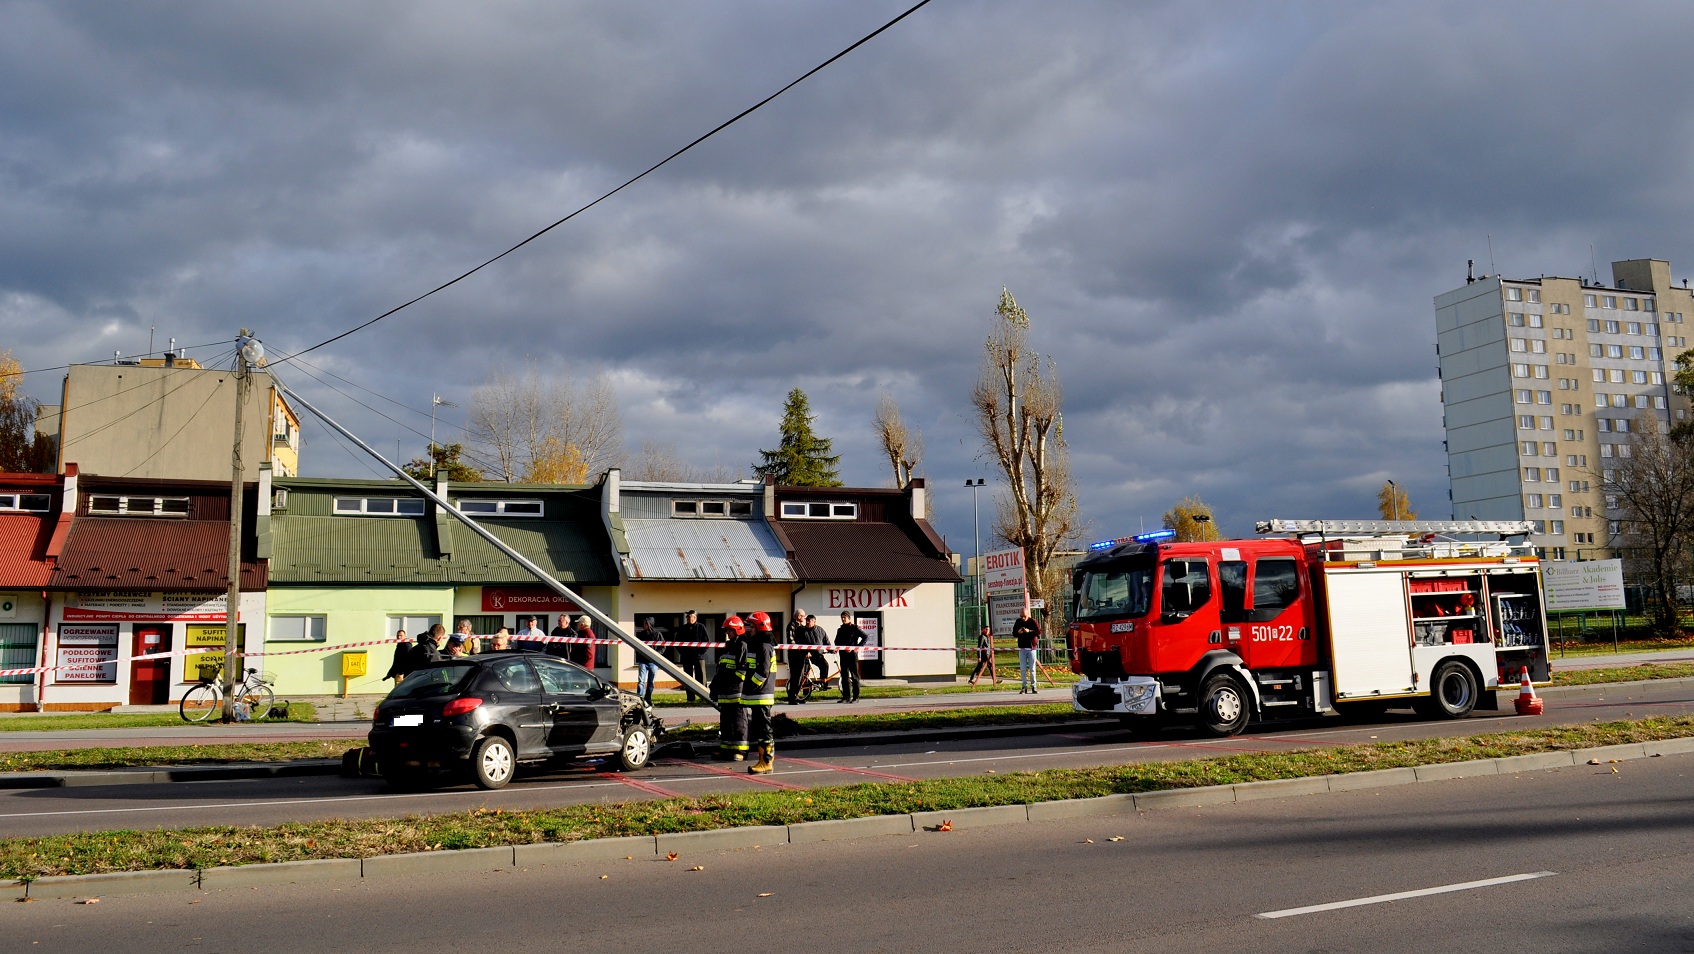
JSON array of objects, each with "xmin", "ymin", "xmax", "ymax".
[{"xmin": 3, "ymin": 0, "xmax": 1692, "ymax": 553}]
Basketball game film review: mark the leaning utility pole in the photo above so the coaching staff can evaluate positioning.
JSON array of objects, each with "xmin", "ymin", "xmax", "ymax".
[{"xmin": 222, "ymin": 331, "xmax": 263, "ymax": 721}]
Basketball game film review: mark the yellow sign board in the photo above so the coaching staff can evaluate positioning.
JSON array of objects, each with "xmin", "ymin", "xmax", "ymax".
[
  {"xmin": 341, "ymin": 651, "xmax": 368, "ymax": 678},
  {"xmin": 186, "ymin": 624, "xmax": 245, "ymax": 681}
]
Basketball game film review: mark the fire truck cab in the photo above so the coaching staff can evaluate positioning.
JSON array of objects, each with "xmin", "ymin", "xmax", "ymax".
[{"xmin": 1067, "ymin": 520, "xmax": 1551, "ymax": 737}]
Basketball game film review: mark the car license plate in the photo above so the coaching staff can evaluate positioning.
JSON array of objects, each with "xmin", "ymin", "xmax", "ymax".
[{"xmin": 391, "ymin": 713, "xmax": 424, "ymax": 727}]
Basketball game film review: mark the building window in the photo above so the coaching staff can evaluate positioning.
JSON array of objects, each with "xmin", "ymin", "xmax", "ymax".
[
  {"xmin": 1631, "ymin": 370, "xmax": 1647, "ymax": 384},
  {"xmin": 1550, "ymin": 521, "xmax": 1564, "ymax": 536},
  {"xmin": 780, "ymin": 501, "xmax": 859, "ymax": 519},
  {"xmin": 1600, "ymin": 444, "xmax": 1614, "ymax": 458},
  {"xmin": 1634, "ymin": 395, "xmax": 1649, "ymax": 408},
  {"xmin": 1612, "ymin": 394, "xmax": 1628, "ymax": 407},
  {"xmin": 1591, "ymin": 368, "xmax": 1605, "ymax": 382},
  {"xmin": 1510, "ymin": 338, "xmax": 1526, "ymax": 353},
  {"xmin": 1523, "ymin": 467, "xmax": 1540, "ymax": 482},
  {"xmin": 1625, "ymin": 298, "xmax": 1639, "ymax": 312},
  {"xmin": 333, "ymin": 497, "xmax": 426, "ymax": 516},
  {"xmin": 673, "ymin": 499, "xmax": 753, "ymax": 518},
  {"xmin": 1539, "ymin": 416, "xmax": 1554, "ymax": 430},
  {"xmin": 1644, "ymin": 300, "xmax": 1656, "ymax": 313},
  {"xmin": 1508, "ymin": 313, "xmax": 1526, "ymax": 327},
  {"xmin": 1548, "ymin": 493, "xmax": 1563, "ymax": 508},
  {"xmin": 1518, "ymin": 415, "xmax": 1534, "ymax": 429},
  {"xmin": 87, "ymin": 495, "xmax": 191, "ymax": 517},
  {"xmin": 1626, "ymin": 321, "xmax": 1642, "ymax": 335},
  {"xmin": 270, "ymin": 615, "xmax": 327, "ymax": 642},
  {"xmin": 456, "ymin": 499, "xmax": 544, "ymax": 517},
  {"xmin": 1628, "ymin": 346, "xmax": 1645, "ymax": 360},
  {"xmin": 1646, "ymin": 323, "xmax": 1658, "ymax": 337},
  {"xmin": 1529, "ymin": 314, "xmax": 1544, "ymax": 328},
  {"xmin": 1585, "ymin": 295, "xmax": 1598, "ymax": 309},
  {"xmin": 1516, "ymin": 390, "xmax": 1533, "ymax": 404},
  {"xmin": 1536, "ymin": 391, "xmax": 1552, "ymax": 404},
  {"xmin": 1597, "ymin": 419, "xmax": 1612, "ymax": 433},
  {"xmin": 1527, "ymin": 289, "xmax": 1541, "ymax": 303},
  {"xmin": 1605, "ymin": 320, "xmax": 1621, "ymax": 333},
  {"xmin": 1594, "ymin": 394, "xmax": 1609, "ymax": 408},
  {"xmin": 1651, "ymin": 372, "xmax": 1664, "ymax": 385},
  {"xmin": 1603, "ymin": 296, "xmax": 1617, "ymax": 309},
  {"xmin": 0, "ymin": 493, "xmax": 51, "ymax": 512},
  {"xmin": 1546, "ymin": 467, "xmax": 1560, "ymax": 481},
  {"xmin": 1506, "ymin": 287, "xmax": 1523, "ymax": 302},
  {"xmin": 1526, "ymin": 494, "xmax": 1543, "ymax": 508},
  {"xmin": 1649, "ymin": 347, "xmax": 1661, "ymax": 360},
  {"xmin": 1655, "ymin": 395, "xmax": 1668, "ymax": 409},
  {"xmin": 1618, "ymin": 444, "xmax": 1632, "ymax": 457}
]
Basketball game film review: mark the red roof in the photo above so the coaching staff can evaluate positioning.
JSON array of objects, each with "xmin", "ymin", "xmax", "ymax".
[
  {"xmin": 0, "ymin": 513, "xmax": 56, "ymax": 587},
  {"xmin": 780, "ymin": 520, "xmax": 960, "ymax": 583},
  {"xmin": 49, "ymin": 518, "xmax": 266, "ymax": 590}
]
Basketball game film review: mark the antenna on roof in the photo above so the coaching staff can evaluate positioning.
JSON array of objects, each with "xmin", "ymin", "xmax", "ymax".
[
  {"xmin": 1591, "ymin": 244, "xmax": 1599, "ymax": 284},
  {"xmin": 1487, "ymin": 234, "xmax": 1497, "ymax": 276}
]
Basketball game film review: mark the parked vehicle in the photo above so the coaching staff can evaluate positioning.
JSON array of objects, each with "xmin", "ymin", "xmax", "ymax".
[
  {"xmin": 1067, "ymin": 519, "xmax": 1552, "ymax": 737},
  {"xmin": 368, "ymin": 651, "xmax": 664, "ymax": 789}
]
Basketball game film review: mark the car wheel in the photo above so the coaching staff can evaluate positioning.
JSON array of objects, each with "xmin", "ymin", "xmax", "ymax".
[
  {"xmin": 1197, "ymin": 673, "xmax": 1251, "ymax": 737},
  {"xmin": 615, "ymin": 724, "xmax": 653, "ymax": 771},
  {"xmin": 1415, "ymin": 661, "xmax": 1478, "ymax": 720},
  {"xmin": 472, "ymin": 736, "xmax": 516, "ymax": 790}
]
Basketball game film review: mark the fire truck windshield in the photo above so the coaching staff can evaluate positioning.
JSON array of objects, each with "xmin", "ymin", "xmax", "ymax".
[{"xmin": 1074, "ymin": 561, "xmax": 1155, "ymax": 620}]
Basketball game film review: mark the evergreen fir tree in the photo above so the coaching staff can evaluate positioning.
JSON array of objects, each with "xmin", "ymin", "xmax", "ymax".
[{"xmin": 753, "ymin": 388, "xmax": 842, "ymax": 486}]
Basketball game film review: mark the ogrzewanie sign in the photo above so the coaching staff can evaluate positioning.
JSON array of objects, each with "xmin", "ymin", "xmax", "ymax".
[{"xmin": 1542, "ymin": 559, "xmax": 1626, "ymax": 612}]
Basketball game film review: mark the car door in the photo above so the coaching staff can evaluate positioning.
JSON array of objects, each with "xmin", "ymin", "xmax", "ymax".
[
  {"xmin": 531, "ymin": 656, "xmax": 611, "ymax": 754},
  {"xmin": 478, "ymin": 656, "xmax": 549, "ymax": 758}
]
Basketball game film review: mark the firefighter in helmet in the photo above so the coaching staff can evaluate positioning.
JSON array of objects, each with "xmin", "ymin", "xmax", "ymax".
[
  {"xmin": 711, "ymin": 615, "xmax": 750, "ymax": 761},
  {"xmin": 742, "ymin": 611, "xmax": 779, "ymax": 774}
]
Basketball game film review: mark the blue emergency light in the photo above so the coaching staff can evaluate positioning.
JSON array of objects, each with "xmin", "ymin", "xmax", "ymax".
[{"xmin": 1090, "ymin": 528, "xmax": 1177, "ymax": 550}]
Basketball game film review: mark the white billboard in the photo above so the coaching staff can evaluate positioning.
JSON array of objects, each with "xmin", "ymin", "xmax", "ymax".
[
  {"xmin": 1543, "ymin": 559, "xmax": 1626, "ymax": 612},
  {"xmin": 982, "ymin": 547, "xmax": 1026, "ymax": 595}
]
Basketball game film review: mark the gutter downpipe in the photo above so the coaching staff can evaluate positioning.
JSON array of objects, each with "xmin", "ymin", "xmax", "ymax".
[{"xmin": 275, "ymin": 383, "xmax": 714, "ymax": 705}]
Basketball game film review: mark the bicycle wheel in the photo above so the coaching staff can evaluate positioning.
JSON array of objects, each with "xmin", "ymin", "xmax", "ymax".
[
  {"xmin": 238, "ymin": 684, "xmax": 277, "ymax": 720},
  {"xmin": 180, "ymin": 683, "xmax": 221, "ymax": 723}
]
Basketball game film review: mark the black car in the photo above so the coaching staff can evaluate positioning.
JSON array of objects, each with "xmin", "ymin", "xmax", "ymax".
[{"xmin": 368, "ymin": 651, "xmax": 664, "ymax": 790}]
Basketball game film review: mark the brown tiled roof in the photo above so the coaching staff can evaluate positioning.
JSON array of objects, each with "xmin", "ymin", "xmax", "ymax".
[
  {"xmin": 781, "ymin": 520, "xmax": 960, "ymax": 583},
  {"xmin": 49, "ymin": 518, "xmax": 266, "ymax": 590},
  {"xmin": 0, "ymin": 513, "xmax": 55, "ymax": 587}
]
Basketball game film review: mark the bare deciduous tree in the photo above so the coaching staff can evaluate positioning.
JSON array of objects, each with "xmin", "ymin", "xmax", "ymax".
[
  {"xmin": 625, "ymin": 440, "xmax": 742, "ymax": 483},
  {"xmin": 1603, "ymin": 413, "xmax": 1694, "ymax": 636},
  {"xmin": 971, "ymin": 288, "xmax": 1080, "ymax": 618},
  {"xmin": 466, "ymin": 362, "xmax": 624, "ymax": 483},
  {"xmin": 873, "ymin": 392, "xmax": 922, "ymax": 488}
]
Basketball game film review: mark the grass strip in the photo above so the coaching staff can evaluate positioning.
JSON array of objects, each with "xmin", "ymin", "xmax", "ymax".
[
  {"xmin": 0, "ymin": 703, "xmax": 321, "ymax": 733},
  {"xmin": 0, "ymin": 740, "xmax": 348, "ymax": 774},
  {"xmin": 1551, "ymin": 662, "xmax": 1694, "ymax": 687},
  {"xmin": 4, "ymin": 715, "xmax": 1691, "ymax": 880}
]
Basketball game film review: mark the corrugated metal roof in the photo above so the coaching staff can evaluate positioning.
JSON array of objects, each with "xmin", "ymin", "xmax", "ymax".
[
  {"xmin": 49, "ymin": 518, "xmax": 266, "ymax": 590},
  {"xmin": 782, "ymin": 521, "xmax": 960, "ymax": 583},
  {"xmin": 267, "ymin": 513, "xmax": 618, "ymax": 586},
  {"xmin": 0, "ymin": 513, "xmax": 54, "ymax": 587},
  {"xmin": 622, "ymin": 517, "xmax": 795, "ymax": 581}
]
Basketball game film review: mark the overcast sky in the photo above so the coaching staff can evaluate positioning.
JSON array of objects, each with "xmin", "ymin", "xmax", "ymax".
[{"xmin": 4, "ymin": 0, "xmax": 1693, "ymax": 556}]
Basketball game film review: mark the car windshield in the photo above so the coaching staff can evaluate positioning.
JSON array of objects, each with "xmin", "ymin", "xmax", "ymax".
[
  {"xmin": 388, "ymin": 663, "xmax": 478, "ymax": 700},
  {"xmin": 1074, "ymin": 561, "xmax": 1156, "ymax": 620}
]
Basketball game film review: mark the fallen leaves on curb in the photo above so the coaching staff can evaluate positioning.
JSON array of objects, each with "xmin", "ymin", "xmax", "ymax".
[{"xmin": 666, "ymin": 852, "xmax": 679, "ymax": 861}]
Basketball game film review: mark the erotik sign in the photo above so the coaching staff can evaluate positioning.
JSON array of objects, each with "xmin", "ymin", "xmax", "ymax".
[
  {"xmin": 982, "ymin": 547, "xmax": 1026, "ymax": 592},
  {"xmin": 826, "ymin": 587, "xmax": 911, "ymax": 611},
  {"xmin": 481, "ymin": 586, "xmax": 582, "ymax": 614}
]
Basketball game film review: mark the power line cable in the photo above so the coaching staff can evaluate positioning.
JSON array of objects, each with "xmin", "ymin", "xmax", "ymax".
[
  {"xmin": 58, "ymin": 347, "xmax": 241, "ymax": 452},
  {"xmin": 270, "ymin": 0, "xmax": 934, "ymax": 367},
  {"xmin": 284, "ymin": 360, "xmax": 439, "ymax": 448},
  {"xmin": 285, "ymin": 354, "xmax": 441, "ymax": 424},
  {"xmin": 0, "ymin": 338, "xmax": 235, "ymax": 381},
  {"xmin": 35, "ymin": 344, "xmax": 241, "ymax": 427},
  {"xmin": 267, "ymin": 370, "xmax": 387, "ymax": 479}
]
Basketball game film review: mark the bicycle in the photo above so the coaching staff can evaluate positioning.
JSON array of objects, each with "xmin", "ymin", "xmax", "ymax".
[
  {"xmin": 180, "ymin": 661, "xmax": 276, "ymax": 723},
  {"xmin": 789, "ymin": 663, "xmax": 838, "ymax": 703}
]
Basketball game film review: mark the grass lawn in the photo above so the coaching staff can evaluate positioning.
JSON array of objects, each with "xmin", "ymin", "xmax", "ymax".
[
  {"xmin": 4, "ymin": 714, "xmax": 1690, "ymax": 879},
  {"xmin": 0, "ymin": 702, "xmax": 320, "ymax": 732}
]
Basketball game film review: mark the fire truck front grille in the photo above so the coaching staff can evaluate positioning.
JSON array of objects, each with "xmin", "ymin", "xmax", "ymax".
[
  {"xmin": 1080, "ymin": 650, "xmax": 1126, "ymax": 681},
  {"xmin": 1075, "ymin": 684, "xmax": 1122, "ymax": 712}
]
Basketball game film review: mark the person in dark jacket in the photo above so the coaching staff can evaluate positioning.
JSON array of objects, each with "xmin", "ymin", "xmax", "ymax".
[
  {"xmin": 674, "ymin": 610, "xmax": 710, "ymax": 702},
  {"xmin": 834, "ymin": 612, "xmax": 868, "ymax": 703},
  {"xmin": 636, "ymin": 617, "xmax": 665, "ymax": 703},
  {"xmin": 711, "ymin": 616, "xmax": 749, "ymax": 761},
  {"xmin": 1013, "ymin": 610, "xmax": 1042, "ymax": 694},
  {"xmin": 784, "ymin": 613, "xmax": 815, "ymax": 704},
  {"xmin": 804, "ymin": 615, "xmax": 831, "ymax": 687},
  {"xmin": 384, "ymin": 629, "xmax": 413, "ymax": 684},
  {"xmin": 412, "ymin": 623, "xmax": 446, "ymax": 669},
  {"xmin": 545, "ymin": 615, "xmax": 572, "ymax": 658},
  {"xmin": 969, "ymin": 625, "xmax": 994, "ymax": 686}
]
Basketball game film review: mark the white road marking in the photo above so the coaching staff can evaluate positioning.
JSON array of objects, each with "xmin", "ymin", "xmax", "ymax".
[{"xmin": 1255, "ymin": 871, "xmax": 1557, "ymax": 919}]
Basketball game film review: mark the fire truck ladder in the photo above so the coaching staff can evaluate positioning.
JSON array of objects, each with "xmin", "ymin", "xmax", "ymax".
[
  {"xmin": 1255, "ymin": 519, "xmax": 1539, "ymax": 562},
  {"xmin": 1255, "ymin": 519, "xmax": 1536, "ymax": 537}
]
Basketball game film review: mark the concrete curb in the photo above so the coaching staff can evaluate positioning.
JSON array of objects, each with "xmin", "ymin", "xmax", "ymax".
[
  {"xmin": 0, "ymin": 760, "xmax": 345, "ymax": 791},
  {"xmin": 12, "ymin": 739, "xmax": 1694, "ymax": 899}
]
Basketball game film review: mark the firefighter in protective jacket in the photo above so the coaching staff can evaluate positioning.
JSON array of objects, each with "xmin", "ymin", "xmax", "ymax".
[
  {"xmin": 711, "ymin": 616, "xmax": 750, "ymax": 761},
  {"xmin": 742, "ymin": 611, "xmax": 779, "ymax": 774}
]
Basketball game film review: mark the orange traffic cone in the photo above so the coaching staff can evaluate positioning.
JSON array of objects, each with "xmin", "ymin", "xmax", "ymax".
[{"xmin": 1514, "ymin": 667, "xmax": 1543, "ymax": 716}]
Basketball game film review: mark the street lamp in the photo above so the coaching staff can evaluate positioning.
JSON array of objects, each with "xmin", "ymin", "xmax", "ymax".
[
  {"xmin": 429, "ymin": 394, "xmax": 457, "ymax": 478},
  {"xmin": 966, "ymin": 479, "xmax": 985, "ymax": 622},
  {"xmin": 1387, "ymin": 479, "xmax": 1400, "ymax": 521},
  {"xmin": 1193, "ymin": 514, "xmax": 1211, "ymax": 542}
]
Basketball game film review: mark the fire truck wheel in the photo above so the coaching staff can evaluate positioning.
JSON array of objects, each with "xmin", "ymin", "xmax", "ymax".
[
  {"xmin": 1416, "ymin": 661, "xmax": 1478, "ymax": 719},
  {"xmin": 1197, "ymin": 673, "xmax": 1250, "ymax": 737}
]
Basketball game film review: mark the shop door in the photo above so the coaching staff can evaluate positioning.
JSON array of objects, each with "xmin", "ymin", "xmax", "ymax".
[{"xmin": 130, "ymin": 626, "xmax": 172, "ymax": 705}]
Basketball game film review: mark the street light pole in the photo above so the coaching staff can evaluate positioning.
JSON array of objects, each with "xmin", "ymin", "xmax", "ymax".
[
  {"xmin": 967, "ymin": 479, "xmax": 985, "ymax": 625},
  {"xmin": 1388, "ymin": 479, "xmax": 1400, "ymax": 521},
  {"xmin": 223, "ymin": 331, "xmax": 263, "ymax": 722},
  {"xmin": 1194, "ymin": 514, "xmax": 1212, "ymax": 542}
]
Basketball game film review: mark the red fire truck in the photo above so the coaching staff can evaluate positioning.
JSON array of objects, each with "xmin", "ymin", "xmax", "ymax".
[{"xmin": 1067, "ymin": 519, "xmax": 1551, "ymax": 737}]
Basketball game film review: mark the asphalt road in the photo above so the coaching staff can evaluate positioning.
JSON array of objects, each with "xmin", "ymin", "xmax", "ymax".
[
  {"xmin": 7, "ymin": 752, "xmax": 1691, "ymax": 954},
  {"xmin": 2, "ymin": 679, "xmax": 1690, "ymax": 838}
]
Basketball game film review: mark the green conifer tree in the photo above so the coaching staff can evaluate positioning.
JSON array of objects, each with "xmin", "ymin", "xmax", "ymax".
[{"xmin": 753, "ymin": 388, "xmax": 842, "ymax": 486}]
